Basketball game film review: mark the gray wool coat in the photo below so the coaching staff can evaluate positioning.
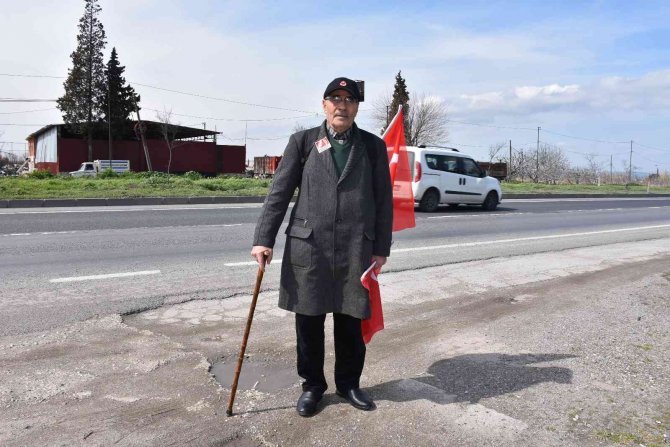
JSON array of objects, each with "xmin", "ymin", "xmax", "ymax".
[{"xmin": 253, "ymin": 121, "xmax": 393, "ymax": 319}]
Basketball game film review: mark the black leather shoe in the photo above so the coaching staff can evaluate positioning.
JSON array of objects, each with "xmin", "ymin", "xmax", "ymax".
[
  {"xmin": 336, "ymin": 388, "xmax": 375, "ymax": 411},
  {"xmin": 296, "ymin": 390, "xmax": 322, "ymax": 417}
]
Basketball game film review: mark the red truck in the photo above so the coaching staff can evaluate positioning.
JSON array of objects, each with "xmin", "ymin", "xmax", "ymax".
[{"xmin": 254, "ymin": 155, "xmax": 282, "ymax": 177}]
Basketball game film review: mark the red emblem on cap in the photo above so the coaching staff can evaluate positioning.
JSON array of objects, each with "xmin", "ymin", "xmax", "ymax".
[{"xmin": 339, "ymin": 80, "xmax": 347, "ymax": 86}]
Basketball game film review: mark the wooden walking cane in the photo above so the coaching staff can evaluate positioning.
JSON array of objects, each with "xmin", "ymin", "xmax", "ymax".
[{"xmin": 226, "ymin": 262, "xmax": 265, "ymax": 417}]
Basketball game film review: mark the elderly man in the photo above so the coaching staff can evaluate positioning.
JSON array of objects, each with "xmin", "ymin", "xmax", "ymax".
[{"xmin": 251, "ymin": 77, "xmax": 393, "ymax": 417}]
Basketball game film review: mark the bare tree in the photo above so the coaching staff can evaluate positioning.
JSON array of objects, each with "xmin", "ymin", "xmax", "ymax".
[
  {"xmin": 372, "ymin": 92, "xmax": 448, "ymax": 145},
  {"xmin": 620, "ymin": 158, "xmax": 640, "ymax": 184},
  {"xmin": 488, "ymin": 141, "xmax": 506, "ymax": 164},
  {"xmin": 505, "ymin": 147, "xmax": 533, "ymax": 182},
  {"xmin": 583, "ymin": 153, "xmax": 603, "ymax": 184},
  {"xmin": 535, "ymin": 143, "xmax": 569, "ymax": 184},
  {"xmin": 0, "ymin": 133, "xmax": 25, "ymax": 174},
  {"xmin": 565, "ymin": 167, "xmax": 589, "ymax": 184},
  {"xmin": 371, "ymin": 90, "xmax": 393, "ymax": 134},
  {"xmin": 406, "ymin": 94, "xmax": 449, "ymax": 146},
  {"xmin": 155, "ymin": 109, "xmax": 184, "ymax": 174}
]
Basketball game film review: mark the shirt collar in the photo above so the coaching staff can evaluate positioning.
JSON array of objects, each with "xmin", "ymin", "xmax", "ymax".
[{"xmin": 327, "ymin": 125, "xmax": 352, "ymax": 144}]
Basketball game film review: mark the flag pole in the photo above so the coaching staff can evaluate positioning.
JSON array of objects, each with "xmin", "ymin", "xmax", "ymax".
[{"xmin": 382, "ymin": 104, "xmax": 403, "ymax": 139}]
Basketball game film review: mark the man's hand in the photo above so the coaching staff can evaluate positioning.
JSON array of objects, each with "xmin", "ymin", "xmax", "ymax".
[
  {"xmin": 251, "ymin": 246, "xmax": 273, "ymax": 271},
  {"xmin": 371, "ymin": 255, "xmax": 387, "ymax": 270}
]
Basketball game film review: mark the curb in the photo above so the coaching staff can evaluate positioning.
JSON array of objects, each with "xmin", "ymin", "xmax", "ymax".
[
  {"xmin": 502, "ymin": 193, "xmax": 670, "ymax": 199},
  {"xmin": 1, "ymin": 193, "xmax": 669, "ymax": 208},
  {"xmin": 0, "ymin": 196, "xmax": 268, "ymax": 208}
]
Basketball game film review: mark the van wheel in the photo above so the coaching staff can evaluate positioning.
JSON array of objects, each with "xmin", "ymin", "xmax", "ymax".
[
  {"xmin": 419, "ymin": 189, "xmax": 440, "ymax": 212},
  {"xmin": 482, "ymin": 191, "xmax": 499, "ymax": 211}
]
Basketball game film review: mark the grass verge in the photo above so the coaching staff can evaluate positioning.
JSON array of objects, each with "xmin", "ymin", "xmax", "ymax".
[
  {"xmin": 1, "ymin": 172, "xmax": 669, "ymax": 200},
  {"xmin": 0, "ymin": 172, "xmax": 271, "ymax": 199}
]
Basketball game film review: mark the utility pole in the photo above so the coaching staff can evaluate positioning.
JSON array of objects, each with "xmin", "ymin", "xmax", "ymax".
[
  {"xmin": 244, "ymin": 123, "xmax": 248, "ymax": 146},
  {"xmin": 535, "ymin": 126, "xmax": 540, "ymax": 183},
  {"xmin": 509, "ymin": 140, "xmax": 512, "ymax": 180},
  {"xmin": 202, "ymin": 122, "xmax": 207, "ymax": 142},
  {"xmin": 629, "ymin": 140, "xmax": 633, "ymax": 182},
  {"xmin": 610, "ymin": 154, "xmax": 613, "ymax": 184},
  {"xmin": 107, "ymin": 77, "xmax": 112, "ymax": 164}
]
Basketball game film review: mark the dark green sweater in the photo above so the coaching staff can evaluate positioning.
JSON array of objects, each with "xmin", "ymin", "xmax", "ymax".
[{"xmin": 329, "ymin": 137, "xmax": 352, "ymax": 177}]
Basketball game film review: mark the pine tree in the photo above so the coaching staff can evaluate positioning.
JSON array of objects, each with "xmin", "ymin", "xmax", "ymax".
[
  {"xmin": 100, "ymin": 47, "xmax": 140, "ymax": 144},
  {"xmin": 57, "ymin": 0, "xmax": 107, "ymax": 162},
  {"xmin": 387, "ymin": 70, "xmax": 410, "ymax": 136}
]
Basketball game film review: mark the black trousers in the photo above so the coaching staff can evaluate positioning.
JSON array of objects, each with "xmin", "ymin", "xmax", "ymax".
[{"xmin": 295, "ymin": 312, "xmax": 366, "ymax": 395}]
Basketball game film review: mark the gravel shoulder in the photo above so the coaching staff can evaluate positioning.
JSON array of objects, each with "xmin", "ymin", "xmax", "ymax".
[{"xmin": 0, "ymin": 239, "xmax": 668, "ymax": 446}]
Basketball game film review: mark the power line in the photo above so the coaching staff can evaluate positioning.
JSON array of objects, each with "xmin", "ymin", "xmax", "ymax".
[
  {"xmin": 0, "ymin": 123, "xmax": 51, "ymax": 126},
  {"xmin": 541, "ymin": 128, "xmax": 629, "ymax": 144},
  {"xmin": 0, "ymin": 72, "xmax": 318, "ymax": 114},
  {"xmin": 0, "ymin": 98, "xmax": 57, "ymax": 102},
  {"xmin": 142, "ymin": 107, "xmax": 318, "ymax": 123},
  {"xmin": 129, "ymin": 82, "xmax": 316, "ymax": 114},
  {"xmin": 221, "ymin": 134, "xmax": 290, "ymax": 141},
  {"xmin": 0, "ymin": 107, "xmax": 58, "ymax": 114},
  {"xmin": 635, "ymin": 141, "xmax": 670, "ymax": 154},
  {"xmin": 0, "ymin": 73, "xmax": 64, "ymax": 79},
  {"xmin": 1, "ymin": 73, "xmax": 669, "ymax": 157},
  {"xmin": 635, "ymin": 151, "xmax": 667, "ymax": 166},
  {"xmin": 446, "ymin": 118, "xmax": 536, "ymax": 131}
]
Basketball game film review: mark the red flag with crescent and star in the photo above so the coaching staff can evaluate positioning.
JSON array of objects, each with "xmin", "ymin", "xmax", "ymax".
[{"xmin": 361, "ymin": 105, "xmax": 416, "ymax": 344}]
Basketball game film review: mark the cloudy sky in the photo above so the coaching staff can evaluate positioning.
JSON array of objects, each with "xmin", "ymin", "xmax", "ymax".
[{"xmin": 1, "ymin": 0, "xmax": 669, "ymax": 173}]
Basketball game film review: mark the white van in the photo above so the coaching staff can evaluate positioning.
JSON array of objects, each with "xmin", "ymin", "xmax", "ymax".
[{"xmin": 406, "ymin": 146, "xmax": 502, "ymax": 212}]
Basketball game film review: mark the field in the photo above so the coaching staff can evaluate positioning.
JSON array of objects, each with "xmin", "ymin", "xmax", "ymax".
[{"xmin": 1, "ymin": 172, "xmax": 669, "ymax": 200}]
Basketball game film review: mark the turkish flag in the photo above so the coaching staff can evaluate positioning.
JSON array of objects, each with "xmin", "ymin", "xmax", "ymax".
[
  {"xmin": 361, "ymin": 107, "xmax": 417, "ymax": 343},
  {"xmin": 360, "ymin": 262, "xmax": 383, "ymax": 344},
  {"xmin": 384, "ymin": 106, "xmax": 416, "ymax": 232}
]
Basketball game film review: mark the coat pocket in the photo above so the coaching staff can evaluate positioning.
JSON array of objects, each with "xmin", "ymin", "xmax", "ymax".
[{"xmin": 285, "ymin": 225, "xmax": 313, "ymax": 269}]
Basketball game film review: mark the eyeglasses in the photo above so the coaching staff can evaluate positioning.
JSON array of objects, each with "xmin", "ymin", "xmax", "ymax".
[{"xmin": 325, "ymin": 95, "xmax": 359, "ymax": 105}]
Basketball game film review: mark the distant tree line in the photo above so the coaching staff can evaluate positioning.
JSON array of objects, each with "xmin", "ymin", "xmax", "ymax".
[{"xmin": 489, "ymin": 141, "xmax": 667, "ymax": 185}]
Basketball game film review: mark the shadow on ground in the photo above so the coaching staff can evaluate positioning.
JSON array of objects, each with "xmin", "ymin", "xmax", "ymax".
[{"xmin": 366, "ymin": 353, "xmax": 575, "ymax": 405}]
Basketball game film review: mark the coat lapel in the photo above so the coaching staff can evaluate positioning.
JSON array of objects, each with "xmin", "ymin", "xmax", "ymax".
[
  {"xmin": 311, "ymin": 122, "xmax": 339, "ymax": 185},
  {"xmin": 337, "ymin": 123, "xmax": 365, "ymax": 187}
]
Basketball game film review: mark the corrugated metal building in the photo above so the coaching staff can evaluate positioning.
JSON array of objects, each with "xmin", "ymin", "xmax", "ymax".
[{"xmin": 26, "ymin": 121, "xmax": 246, "ymax": 175}]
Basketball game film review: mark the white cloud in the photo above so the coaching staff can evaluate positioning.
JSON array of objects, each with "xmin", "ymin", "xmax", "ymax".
[{"xmin": 451, "ymin": 70, "xmax": 670, "ymax": 117}]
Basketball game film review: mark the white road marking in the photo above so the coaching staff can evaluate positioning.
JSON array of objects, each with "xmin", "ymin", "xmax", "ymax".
[
  {"xmin": 223, "ymin": 224, "xmax": 670, "ymax": 267},
  {"xmin": 0, "ymin": 204, "xmax": 265, "ymax": 215},
  {"xmin": 50, "ymin": 270, "xmax": 161, "ymax": 283},
  {"xmin": 392, "ymin": 224, "xmax": 670, "ymax": 253},
  {"xmin": 504, "ymin": 197, "xmax": 670, "ymax": 203},
  {"xmin": 428, "ymin": 212, "xmax": 528, "ymax": 219},
  {"xmin": 1, "ymin": 224, "xmax": 243, "ymax": 238},
  {"xmin": 425, "ymin": 205, "xmax": 666, "ymax": 220}
]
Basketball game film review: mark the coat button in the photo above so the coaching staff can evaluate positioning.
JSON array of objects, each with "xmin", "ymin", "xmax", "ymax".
[{"xmin": 336, "ymin": 218, "xmax": 343, "ymax": 223}]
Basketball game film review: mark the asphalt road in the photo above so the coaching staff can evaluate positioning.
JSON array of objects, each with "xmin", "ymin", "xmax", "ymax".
[{"xmin": 1, "ymin": 197, "xmax": 669, "ymax": 336}]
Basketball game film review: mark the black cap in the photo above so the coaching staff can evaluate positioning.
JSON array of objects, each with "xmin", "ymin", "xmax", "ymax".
[{"xmin": 323, "ymin": 77, "xmax": 362, "ymax": 101}]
